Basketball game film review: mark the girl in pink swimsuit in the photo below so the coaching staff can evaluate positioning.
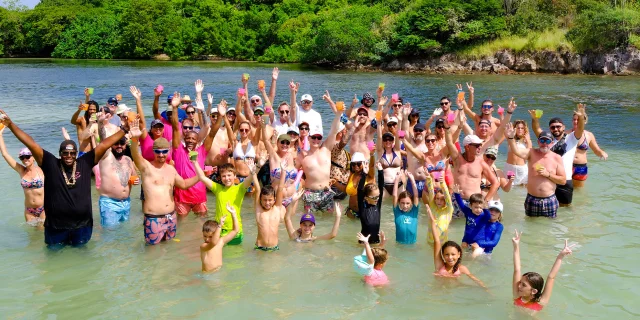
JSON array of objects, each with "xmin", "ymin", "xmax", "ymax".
[
  {"xmin": 512, "ymin": 230, "xmax": 576, "ymax": 313},
  {"xmin": 427, "ymin": 206, "xmax": 485, "ymax": 287}
]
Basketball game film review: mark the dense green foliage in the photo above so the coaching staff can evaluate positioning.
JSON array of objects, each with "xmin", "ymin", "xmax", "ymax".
[{"xmin": 0, "ymin": 0, "xmax": 639, "ymax": 63}]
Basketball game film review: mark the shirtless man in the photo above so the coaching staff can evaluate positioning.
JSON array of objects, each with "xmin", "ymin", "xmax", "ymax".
[
  {"xmin": 70, "ymin": 89, "xmax": 98, "ymax": 156},
  {"xmin": 472, "ymin": 98, "xmax": 516, "ymax": 152},
  {"xmin": 253, "ymin": 161, "xmax": 287, "ymax": 252},
  {"xmin": 460, "ymin": 83, "xmax": 501, "ymax": 134},
  {"xmin": 505, "ymin": 125, "xmax": 566, "ymax": 218},
  {"xmin": 129, "ymin": 125, "xmax": 199, "ymax": 245},
  {"xmin": 299, "ymin": 97, "xmax": 341, "ymax": 214},
  {"xmin": 347, "ymin": 95, "xmax": 381, "ymax": 170},
  {"xmin": 97, "ymin": 135, "xmax": 138, "ymax": 226},
  {"xmin": 446, "ymin": 128, "xmax": 499, "ymax": 217}
]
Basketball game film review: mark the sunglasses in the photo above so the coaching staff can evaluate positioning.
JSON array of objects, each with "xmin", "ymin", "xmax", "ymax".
[
  {"xmin": 550, "ymin": 125, "xmax": 563, "ymax": 130},
  {"xmin": 186, "ymin": 111, "xmax": 196, "ymax": 114},
  {"xmin": 299, "ymin": 127, "xmax": 309, "ymax": 131},
  {"xmin": 440, "ymin": 102, "xmax": 449, "ymax": 106},
  {"xmin": 485, "ymin": 155, "xmax": 496, "ymax": 160},
  {"xmin": 366, "ymin": 195, "xmax": 380, "ymax": 201},
  {"xmin": 393, "ymin": 104, "xmax": 402, "ymax": 107},
  {"xmin": 357, "ymin": 113, "xmax": 368, "ymax": 117},
  {"xmin": 436, "ymin": 125, "xmax": 445, "ymax": 129},
  {"xmin": 538, "ymin": 138, "xmax": 552, "ymax": 144},
  {"xmin": 183, "ymin": 126, "xmax": 194, "ymax": 130},
  {"xmin": 468, "ymin": 144, "xmax": 481, "ymax": 148},
  {"xmin": 115, "ymin": 140, "xmax": 127, "ymax": 146},
  {"xmin": 227, "ymin": 112, "xmax": 236, "ymax": 116},
  {"xmin": 279, "ymin": 110, "xmax": 290, "ymax": 114},
  {"xmin": 19, "ymin": 155, "xmax": 32, "ymax": 160},
  {"xmin": 387, "ymin": 123, "xmax": 397, "ymax": 127},
  {"xmin": 310, "ymin": 135, "xmax": 323, "ymax": 140},
  {"xmin": 210, "ymin": 114, "xmax": 219, "ymax": 118},
  {"xmin": 61, "ymin": 151, "xmax": 77, "ymax": 156},
  {"xmin": 254, "ymin": 112, "xmax": 264, "ymax": 116},
  {"xmin": 153, "ymin": 149, "xmax": 169, "ymax": 155},
  {"xmin": 277, "ymin": 140, "xmax": 290, "ymax": 146},
  {"xmin": 352, "ymin": 162, "xmax": 363, "ymax": 166},
  {"xmin": 425, "ymin": 138, "xmax": 436, "ymax": 143},
  {"xmin": 251, "ymin": 99, "xmax": 260, "ymax": 103},
  {"xmin": 239, "ymin": 128, "xmax": 250, "ymax": 133},
  {"xmin": 413, "ymin": 129, "xmax": 424, "ymax": 133},
  {"xmin": 301, "ymin": 100, "xmax": 312, "ymax": 104},
  {"xmin": 482, "ymin": 104, "xmax": 493, "ymax": 109},
  {"xmin": 383, "ymin": 138, "xmax": 394, "ymax": 142}
]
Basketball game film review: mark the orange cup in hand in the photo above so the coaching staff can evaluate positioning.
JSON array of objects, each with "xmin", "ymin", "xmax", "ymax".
[
  {"xmin": 128, "ymin": 175, "xmax": 138, "ymax": 185},
  {"xmin": 258, "ymin": 80, "xmax": 265, "ymax": 90},
  {"xmin": 127, "ymin": 111, "xmax": 137, "ymax": 123},
  {"xmin": 336, "ymin": 101, "xmax": 345, "ymax": 111},
  {"xmin": 81, "ymin": 104, "xmax": 89, "ymax": 111}
]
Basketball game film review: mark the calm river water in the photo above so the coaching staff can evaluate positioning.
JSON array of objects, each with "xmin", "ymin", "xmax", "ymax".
[{"xmin": 0, "ymin": 59, "xmax": 638, "ymax": 319}]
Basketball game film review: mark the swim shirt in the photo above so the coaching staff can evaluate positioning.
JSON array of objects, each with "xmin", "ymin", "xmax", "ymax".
[
  {"xmin": 172, "ymin": 144, "xmax": 206, "ymax": 204},
  {"xmin": 454, "ymin": 193, "xmax": 490, "ymax": 244},
  {"xmin": 393, "ymin": 204, "xmax": 419, "ymax": 244},
  {"xmin": 209, "ymin": 182, "xmax": 247, "ymax": 235}
]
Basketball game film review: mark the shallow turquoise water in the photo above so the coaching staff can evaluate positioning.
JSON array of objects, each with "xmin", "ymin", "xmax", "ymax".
[{"xmin": 0, "ymin": 60, "xmax": 638, "ymax": 319}]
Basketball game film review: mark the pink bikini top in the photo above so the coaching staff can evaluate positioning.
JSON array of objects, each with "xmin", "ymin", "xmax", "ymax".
[{"xmin": 434, "ymin": 265, "xmax": 461, "ymax": 277}]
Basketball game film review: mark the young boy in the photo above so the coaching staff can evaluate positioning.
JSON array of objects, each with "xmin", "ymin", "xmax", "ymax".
[
  {"xmin": 353, "ymin": 232, "xmax": 389, "ymax": 286},
  {"xmin": 200, "ymin": 202, "xmax": 239, "ymax": 273},
  {"xmin": 470, "ymin": 200, "xmax": 504, "ymax": 256},
  {"xmin": 192, "ymin": 160, "xmax": 256, "ymax": 245},
  {"xmin": 452, "ymin": 184, "xmax": 491, "ymax": 257},
  {"xmin": 253, "ymin": 161, "xmax": 287, "ymax": 252}
]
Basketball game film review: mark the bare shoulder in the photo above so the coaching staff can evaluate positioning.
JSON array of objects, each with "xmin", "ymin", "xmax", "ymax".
[{"xmin": 459, "ymin": 265, "xmax": 471, "ymax": 274}]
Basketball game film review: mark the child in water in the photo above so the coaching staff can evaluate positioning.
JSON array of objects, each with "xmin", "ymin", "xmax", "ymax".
[
  {"xmin": 427, "ymin": 206, "xmax": 485, "ymax": 287},
  {"xmin": 471, "ymin": 200, "xmax": 504, "ymax": 255},
  {"xmin": 392, "ymin": 171, "xmax": 420, "ymax": 244},
  {"xmin": 200, "ymin": 203, "xmax": 239, "ymax": 273},
  {"xmin": 357, "ymin": 163, "xmax": 384, "ymax": 244},
  {"xmin": 354, "ymin": 232, "xmax": 389, "ymax": 286},
  {"xmin": 512, "ymin": 230, "xmax": 575, "ymax": 313},
  {"xmin": 253, "ymin": 161, "xmax": 286, "ymax": 252},
  {"xmin": 284, "ymin": 190, "xmax": 342, "ymax": 242},
  {"xmin": 452, "ymin": 184, "xmax": 491, "ymax": 258},
  {"xmin": 424, "ymin": 174, "xmax": 453, "ymax": 244}
]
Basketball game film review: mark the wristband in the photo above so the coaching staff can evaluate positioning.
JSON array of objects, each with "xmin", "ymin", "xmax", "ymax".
[
  {"xmin": 508, "ymin": 137, "xmax": 514, "ymax": 139},
  {"xmin": 507, "ymin": 111, "xmax": 513, "ymax": 114},
  {"xmin": 120, "ymin": 125, "xmax": 130, "ymax": 134}
]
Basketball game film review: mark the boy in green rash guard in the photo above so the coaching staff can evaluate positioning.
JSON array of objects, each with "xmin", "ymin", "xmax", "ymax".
[{"xmin": 192, "ymin": 159, "xmax": 257, "ymax": 245}]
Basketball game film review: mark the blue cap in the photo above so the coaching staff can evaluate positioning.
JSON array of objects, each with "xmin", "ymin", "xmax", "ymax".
[
  {"xmin": 107, "ymin": 97, "xmax": 118, "ymax": 106},
  {"xmin": 167, "ymin": 94, "xmax": 174, "ymax": 104}
]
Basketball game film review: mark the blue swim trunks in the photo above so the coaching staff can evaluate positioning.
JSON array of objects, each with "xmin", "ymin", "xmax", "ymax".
[
  {"xmin": 406, "ymin": 179, "xmax": 426, "ymax": 198},
  {"xmin": 99, "ymin": 196, "xmax": 131, "ymax": 226}
]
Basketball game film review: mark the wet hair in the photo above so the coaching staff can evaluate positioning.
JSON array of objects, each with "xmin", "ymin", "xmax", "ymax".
[
  {"xmin": 202, "ymin": 220, "xmax": 219, "ymax": 233},
  {"xmin": 522, "ymin": 272, "xmax": 545, "ymax": 301},
  {"xmin": 218, "ymin": 163, "xmax": 237, "ymax": 175},
  {"xmin": 441, "ymin": 241, "xmax": 462, "ymax": 273},
  {"xmin": 513, "ymin": 120, "xmax": 529, "ymax": 140},
  {"xmin": 372, "ymin": 247, "xmax": 388, "ymax": 267},
  {"xmin": 397, "ymin": 191, "xmax": 411, "ymax": 203},
  {"xmin": 469, "ymin": 193, "xmax": 484, "ymax": 205},
  {"xmin": 433, "ymin": 187, "xmax": 446, "ymax": 205},
  {"xmin": 260, "ymin": 185, "xmax": 276, "ymax": 198},
  {"xmin": 363, "ymin": 183, "xmax": 378, "ymax": 196}
]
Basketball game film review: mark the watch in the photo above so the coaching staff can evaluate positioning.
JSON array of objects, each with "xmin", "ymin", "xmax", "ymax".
[{"xmin": 120, "ymin": 124, "xmax": 130, "ymax": 134}]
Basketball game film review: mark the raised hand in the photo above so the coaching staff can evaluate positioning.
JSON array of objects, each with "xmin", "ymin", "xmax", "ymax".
[
  {"xmin": 241, "ymin": 74, "xmax": 248, "ymax": 85},
  {"xmin": 558, "ymin": 239, "xmax": 576, "ymax": 258},
  {"xmin": 272, "ymin": 67, "xmax": 279, "ymax": 80},
  {"xmin": 527, "ymin": 109, "xmax": 537, "ymax": 119},
  {"xmin": 379, "ymin": 96, "xmax": 388, "ymax": 106},
  {"xmin": 575, "ymin": 103, "xmax": 586, "ymax": 117},
  {"xmin": 376, "ymin": 84, "xmax": 384, "ymax": 97},
  {"xmin": 356, "ymin": 232, "xmax": 370, "ymax": 243},
  {"xmin": 171, "ymin": 92, "xmax": 181, "ymax": 108},
  {"xmin": 130, "ymin": 115, "xmax": 142, "ymax": 139},
  {"xmin": 246, "ymin": 158, "xmax": 257, "ymax": 175},
  {"xmin": 226, "ymin": 202, "xmax": 236, "ymax": 216},
  {"xmin": 376, "ymin": 162, "xmax": 383, "ymax": 170},
  {"xmin": 207, "ymin": 93, "xmax": 214, "ymax": 105},
  {"xmin": 77, "ymin": 101, "xmax": 85, "ymax": 111},
  {"xmin": 217, "ymin": 100, "xmax": 227, "ymax": 116},
  {"xmin": 130, "ymin": 86, "xmax": 142, "ymax": 100},
  {"xmin": 322, "ymin": 90, "xmax": 332, "ymax": 102},
  {"xmin": 97, "ymin": 111, "xmax": 108, "ymax": 122},
  {"xmin": 466, "ymin": 82, "xmax": 474, "ymax": 94},
  {"xmin": 512, "ymin": 229, "xmax": 521, "ymax": 247},
  {"xmin": 84, "ymin": 88, "xmax": 91, "ymax": 98},
  {"xmin": 504, "ymin": 122, "xmax": 515, "ymax": 139},
  {"xmin": 288, "ymin": 80, "xmax": 299, "ymax": 93},
  {"xmin": 451, "ymin": 183, "xmax": 461, "ymax": 194},
  {"xmin": 402, "ymin": 104, "xmax": 411, "ymax": 116},
  {"xmin": 507, "ymin": 97, "xmax": 517, "ymax": 113},
  {"xmin": 456, "ymin": 83, "xmax": 463, "ymax": 92},
  {"xmin": 154, "ymin": 85, "xmax": 162, "ymax": 97},
  {"xmin": 352, "ymin": 94, "xmax": 359, "ymax": 105},
  {"xmin": 432, "ymin": 107, "xmax": 443, "ymax": 117},
  {"xmin": 195, "ymin": 96, "xmax": 205, "ymax": 111},
  {"xmin": 195, "ymin": 79, "xmax": 204, "ymax": 94}
]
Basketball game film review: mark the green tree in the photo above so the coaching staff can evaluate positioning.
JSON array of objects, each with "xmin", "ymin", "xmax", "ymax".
[
  {"xmin": 52, "ymin": 13, "xmax": 119, "ymax": 58},
  {"xmin": 567, "ymin": 5, "xmax": 640, "ymax": 52}
]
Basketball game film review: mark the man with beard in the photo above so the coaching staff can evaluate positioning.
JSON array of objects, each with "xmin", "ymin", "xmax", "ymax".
[
  {"xmin": 505, "ymin": 126, "xmax": 566, "ymax": 218},
  {"xmin": 97, "ymin": 135, "xmax": 137, "ymax": 226},
  {"xmin": 529, "ymin": 104, "xmax": 585, "ymax": 206},
  {"xmin": 0, "ymin": 109, "xmax": 128, "ymax": 248}
]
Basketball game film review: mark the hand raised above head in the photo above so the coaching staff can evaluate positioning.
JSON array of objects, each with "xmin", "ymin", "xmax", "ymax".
[
  {"xmin": 129, "ymin": 86, "xmax": 142, "ymax": 100},
  {"xmin": 272, "ymin": 67, "xmax": 279, "ymax": 80},
  {"xmin": 194, "ymin": 79, "xmax": 204, "ymax": 94}
]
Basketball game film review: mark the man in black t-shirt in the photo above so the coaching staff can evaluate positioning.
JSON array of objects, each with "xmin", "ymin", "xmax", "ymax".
[{"xmin": 1, "ymin": 109, "xmax": 129, "ymax": 248}]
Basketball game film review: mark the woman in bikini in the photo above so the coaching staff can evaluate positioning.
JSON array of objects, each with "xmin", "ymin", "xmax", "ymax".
[
  {"xmin": 377, "ymin": 131, "xmax": 403, "ymax": 196},
  {"xmin": 504, "ymin": 120, "xmax": 532, "ymax": 186},
  {"xmin": 404, "ymin": 133, "xmax": 454, "ymax": 188},
  {"xmin": 0, "ymin": 129, "xmax": 45, "ymax": 225},
  {"xmin": 345, "ymin": 152, "xmax": 375, "ymax": 218},
  {"xmin": 261, "ymin": 118, "xmax": 299, "ymax": 208},
  {"xmin": 227, "ymin": 120, "xmax": 260, "ymax": 192},
  {"xmin": 568, "ymin": 112, "xmax": 608, "ymax": 188}
]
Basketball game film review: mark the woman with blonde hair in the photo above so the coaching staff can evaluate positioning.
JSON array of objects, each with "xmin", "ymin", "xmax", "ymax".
[{"xmin": 503, "ymin": 119, "xmax": 532, "ymax": 186}]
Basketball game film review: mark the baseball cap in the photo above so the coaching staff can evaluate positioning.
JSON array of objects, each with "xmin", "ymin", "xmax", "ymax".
[
  {"xmin": 409, "ymin": 109, "xmax": 420, "ymax": 116},
  {"xmin": 356, "ymin": 107, "xmax": 369, "ymax": 116},
  {"xmin": 287, "ymin": 127, "xmax": 300, "ymax": 135},
  {"xmin": 414, "ymin": 122, "xmax": 426, "ymax": 131},
  {"xmin": 59, "ymin": 140, "xmax": 77, "ymax": 152},
  {"xmin": 351, "ymin": 152, "xmax": 366, "ymax": 163},
  {"xmin": 150, "ymin": 119, "xmax": 164, "ymax": 127},
  {"xmin": 484, "ymin": 146, "xmax": 499, "ymax": 157},
  {"xmin": 337, "ymin": 122, "xmax": 346, "ymax": 132},
  {"xmin": 107, "ymin": 97, "xmax": 118, "ymax": 106},
  {"xmin": 167, "ymin": 94, "xmax": 174, "ymax": 105},
  {"xmin": 116, "ymin": 104, "xmax": 130, "ymax": 115},
  {"xmin": 435, "ymin": 118, "xmax": 446, "ymax": 126},
  {"xmin": 300, "ymin": 212, "xmax": 316, "ymax": 225},
  {"xmin": 388, "ymin": 117, "xmax": 399, "ymax": 124},
  {"xmin": 153, "ymin": 137, "xmax": 170, "ymax": 150},
  {"xmin": 310, "ymin": 128, "xmax": 323, "ymax": 138},
  {"xmin": 538, "ymin": 131, "xmax": 553, "ymax": 140},
  {"xmin": 462, "ymin": 135, "xmax": 483, "ymax": 146},
  {"xmin": 488, "ymin": 200, "xmax": 504, "ymax": 213},
  {"xmin": 301, "ymin": 94, "xmax": 313, "ymax": 102},
  {"xmin": 227, "ymin": 106, "xmax": 236, "ymax": 113},
  {"xmin": 210, "ymin": 107, "xmax": 219, "ymax": 114},
  {"xmin": 277, "ymin": 134, "xmax": 291, "ymax": 142},
  {"xmin": 166, "ymin": 104, "xmax": 173, "ymax": 112},
  {"xmin": 18, "ymin": 148, "xmax": 32, "ymax": 157},
  {"xmin": 253, "ymin": 106, "xmax": 265, "ymax": 114},
  {"xmin": 382, "ymin": 132, "xmax": 394, "ymax": 140}
]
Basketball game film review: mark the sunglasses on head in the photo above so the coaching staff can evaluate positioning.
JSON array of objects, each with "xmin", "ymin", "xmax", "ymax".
[
  {"xmin": 482, "ymin": 104, "xmax": 493, "ymax": 109},
  {"xmin": 538, "ymin": 137, "xmax": 552, "ymax": 144},
  {"xmin": 440, "ymin": 102, "xmax": 449, "ymax": 106},
  {"xmin": 299, "ymin": 127, "xmax": 309, "ymax": 131},
  {"xmin": 153, "ymin": 149, "xmax": 169, "ymax": 155},
  {"xmin": 279, "ymin": 110, "xmax": 289, "ymax": 114},
  {"xmin": 61, "ymin": 151, "xmax": 77, "ymax": 156},
  {"xmin": 425, "ymin": 138, "xmax": 436, "ymax": 143},
  {"xmin": 485, "ymin": 154, "xmax": 496, "ymax": 160},
  {"xmin": 550, "ymin": 125, "xmax": 563, "ymax": 130},
  {"xmin": 239, "ymin": 128, "xmax": 250, "ymax": 133},
  {"xmin": 310, "ymin": 135, "xmax": 323, "ymax": 140},
  {"xmin": 352, "ymin": 162, "xmax": 363, "ymax": 166},
  {"xmin": 251, "ymin": 99, "xmax": 260, "ymax": 103},
  {"xmin": 183, "ymin": 126, "xmax": 194, "ymax": 130},
  {"xmin": 19, "ymin": 155, "xmax": 32, "ymax": 160}
]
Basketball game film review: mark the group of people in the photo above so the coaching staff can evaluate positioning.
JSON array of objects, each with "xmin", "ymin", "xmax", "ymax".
[{"xmin": 0, "ymin": 70, "xmax": 607, "ymax": 314}]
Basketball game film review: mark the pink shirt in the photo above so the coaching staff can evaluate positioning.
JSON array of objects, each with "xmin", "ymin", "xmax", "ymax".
[
  {"xmin": 172, "ymin": 143, "xmax": 206, "ymax": 204},
  {"xmin": 364, "ymin": 269, "xmax": 389, "ymax": 286},
  {"xmin": 140, "ymin": 135, "xmax": 172, "ymax": 163},
  {"xmin": 161, "ymin": 118, "xmax": 182, "ymax": 142}
]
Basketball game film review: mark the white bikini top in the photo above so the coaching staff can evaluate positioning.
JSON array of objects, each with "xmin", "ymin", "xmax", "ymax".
[{"xmin": 233, "ymin": 141, "xmax": 256, "ymax": 159}]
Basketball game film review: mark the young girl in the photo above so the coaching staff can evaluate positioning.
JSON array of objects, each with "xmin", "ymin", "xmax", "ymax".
[
  {"xmin": 427, "ymin": 206, "xmax": 485, "ymax": 287},
  {"xmin": 357, "ymin": 162, "xmax": 384, "ymax": 244},
  {"xmin": 424, "ymin": 174, "xmax": 453, "ymax": 244},
  {"xmin": 284, "ymin": 192, "xmax": 342, "ymax": 243},
  {"xmin": 354, "ymin": 232, "xmax": 389, "ymax": 286},
  {"xmin": 471, "ymin": 200, "xmax": 504, "ymax": 255},
  {"xmin": 512, "ymin": 230, "xmax": 575, "ymax": 313},
  {"xmin": 392, "ymin": 171, "xmax": 419, "ymax": 244}
]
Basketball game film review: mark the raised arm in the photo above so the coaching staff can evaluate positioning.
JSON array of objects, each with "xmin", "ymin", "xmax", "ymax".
[
  {"xmin": 392, "ymin": 172, "xmax": 401, "ymax": 207},
  {"xmin": 481, "ymin": 161, "xmax": 499, "ymax": 201},
  {"xmin": 204, "ymin": 100, "xmax": 225, "ymax": 152},
  {"xmin": 0, "ymin": 128, "xmax": 22, "ymax": 173},
  {"xmin": 444, "ymin": 127, "xmax": 459, "ymax": 161},
  {"xmin": 1, "ymin": 111, "xmax": 44, "ymax": 165},
  {"xmin": 573, "ymin": 104, "xmax": 586, "ymax": 140},
  {"xmin": 289, "ymin": 80, "xmax": 299, "ymax": 124},
  {"xmin": 129, "ymin": 124, "xmax": 148, "ymax": 173},
  {"xmin": 505, "ymin": 123, "xmax": 530, "ymax": 160},
  {"xmin": 466, "ymin": 82, "xmax": 475, "ymax": 112},
  {"xmin": 152, "ymin": 86, "xmax": 162, "ymax": 120},
  {"xmin": 539, "ymin": 240, "xmax": 575, "ymax": 305},
  {"xmin": 528, "ymin": 110, "xmax": 543, "ymax": 137},
  {"xmin": 129, "ymin": 86, "xmax": 148, "ymax": 140},
  {"xmin": 322, "ymin": 106, "xmax": 342, "ymax": 150},
  {"xmin": 512, "ymin": 230, "xmax": 522, "ymax": 298},
  {"xmin": 170, "ymin": 93, "xmax": 181, "ymax": 150},
  {"xmin": 192, "ymin": 159, "xmax": 215, "ymax": 189},
  {"xmin": 493, "ymin": 98, "xmax": 516, "ymax": 144},
  {"xmin": 401, "ymin": 137, "xmax": 426, "ymax": 162},
  {"xmin": 427, "ymin": 206, "xmax": 444, "ymax": 271},
  {"xmin": 275, "ymin": 160, "xmax": 286, "ymax": 205},
  {"xmin": 269, "ymin": 67, "xmax": 279, "ymax": 105},
  {"xmin": 407, "ymin": 172, "xmax": 419, "ymax": 204},
  {"xmin": 243, "ymin": 159, "xmax": 258, "ymax": 190},
  {"xmin": 424, "ymin": 175, "xmax": 435, "ymax": 206},
  {"xmin": 70, "ymin": 102, "xmax": 85, "ymax": 126},
  {"xmin": 317, "ymin": 202, "xmax": 342, "ymax": 241},
  {"xmin": 356, "ymin": 233, "xmax": 375, "ymax": 265}
]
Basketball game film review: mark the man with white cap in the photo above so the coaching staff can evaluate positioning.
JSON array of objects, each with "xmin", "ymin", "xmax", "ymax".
[
  {"xmin": 446, "ymin": 128, "xmax": 499, "ymax": 216},
  {"xmin": 289, "ymin": 80, "xmax": 323, "ymax": 136}
]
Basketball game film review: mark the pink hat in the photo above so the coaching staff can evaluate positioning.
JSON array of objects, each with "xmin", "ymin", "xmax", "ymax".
[{"xmin": 18, "ymin": 148, "xmax": 32, "ymax": 157}]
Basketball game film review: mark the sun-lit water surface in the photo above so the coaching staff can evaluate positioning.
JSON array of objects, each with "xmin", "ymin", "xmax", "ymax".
[{"xmin": 0, "ymin": 60, "xmax": 638, "ymax": 319}]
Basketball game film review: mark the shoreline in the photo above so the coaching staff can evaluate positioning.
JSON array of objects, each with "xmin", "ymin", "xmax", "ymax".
[{"xmin": 3, "ymin": 47, "xmax": 639, "ymax": 75}]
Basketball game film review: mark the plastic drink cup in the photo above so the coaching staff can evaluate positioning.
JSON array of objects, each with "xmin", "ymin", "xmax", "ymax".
[
  {"xmin": 498, "ymin": 107, "xmax": 504, "ymax": 115},
  {"xmin": 220, "ymin": 147, "xmax": 227, "ymax": 155},
  {"xmin": 447, "ymin": 112, "xmax": 456, "ymax": 124},
  {"xmin": 398, "ymin": 130, "xmax": 405, "ymax": 139},
  {"xmin": 507, "ymin": 170, "xmax": 515, "ymax": 179},
  {"xmin": 243, "ymin": 73, "xmax": 250, "ymax": 80},
  {"xmin": 204, "ymin": 165, "xmax": 214, "ymax": 176},
  {"xmin": 432, "ymin": 171, "xmax": 442, "ymax": 181},
  {"xmin": 0, "ymin": 123, "xmax": 4, "ymax": 130},
  {"xmin": 378, "ymin": 82, "xmax": 385, "ymax": 90},
  {"xmin": 392, "ymin": 93, "xmax": 399, "ymax": 102},
  {"xmin": 258, "ymin": 80, "xmax": 265, "ymax": 90},
  {"xmin": 238, "ymin": 88, "xmax": 246, "ymax": 96},
  {"xmin": 336, "ymin": 101, "xmax": 345, "ymax": 111},
  {"xmin": 128, "ymin": 175, "xmax": 138, "ymax": 185},
  {"xmin": 156, "ymin": 85, "xmax": 164, "ymax": 93},
  {"xmin": 81, "ymin": 104, "xmax": 89, "ymax": 111},
  {"xmin": 90, "ymin": 114, "xmax": 97, "ymax": 122},
  {"xmin": 127, "ymin": 111, "xmax": 137, "ymax": 123},
  {"xmin": 457, "ymin": 91, "xmax": 465, "ymax": 101},
  {"xmin": 265, "ymin": 103, "xmax": 273, "ymax": 114},
  {"xmin": 87, "ymin": 87, "xmax": 94, "ymax": 95},
  {"xmin": 367, "ymin": 141, "xmax": 375, "ymax": 151},
  {"xmin": 116, "ymin": 94, "xmax": 123, "ymax": 101},
  {"xmin": 535, "ymin": 109, "xmax": 543, "ymax": 118},
  {"xmin": 376, "ymin": 110, "xmax": 382, "ymax": 121},
  {"xmin": 189, "ymin": 150, "xmax": 198, "ymax": 161},
  {"xmin": 534, "ymin": 163, "xmax": 543, "ymax": 171}
]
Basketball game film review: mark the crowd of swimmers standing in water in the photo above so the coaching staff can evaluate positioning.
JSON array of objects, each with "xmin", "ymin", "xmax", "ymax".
[{"xmin": 0, "ymin": 68, "xmax": 608, "ymax": 314}]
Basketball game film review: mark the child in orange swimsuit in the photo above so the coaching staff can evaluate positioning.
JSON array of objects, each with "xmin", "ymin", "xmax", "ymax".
[
  {"xmin": 512, "ymin": 230, "xmax": 576, "ymax": 313},
  {"xmin": 426, "ymin": 206, "xmax": 485, "ymax": 287}
]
